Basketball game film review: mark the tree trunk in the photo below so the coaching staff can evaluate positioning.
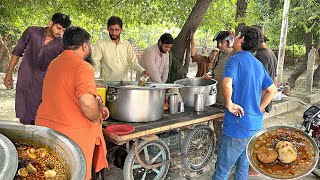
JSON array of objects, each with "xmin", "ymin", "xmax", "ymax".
[
  {"xmin": 0, "ymin": 35, "xmax": 10, "ymax": 72},
  {"xmin": 235, "ymin": 0, "xmax": 249, "ymax": 34},
  {"xmin": 287, "ymin": 31, "xmax": 313, "ymax": 88},
  {"xmin": 169, "ymin": 0, "xmax": 213, "ymax": 83},
  {"xmin": 312, "ymin": 37, "xmax": 320, "ymax": 86}
]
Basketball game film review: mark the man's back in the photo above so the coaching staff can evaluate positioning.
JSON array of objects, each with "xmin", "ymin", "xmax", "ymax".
[
  {"xmin": 255, "ymin": 47, "xmax": 277, "ymax": 80},
  {"xmin": 223, "ymin": 51, "xmax": 273, "ymax": 138},
  {"xmin": 37, "ymin": 50, "xmax": 97, "ymax": 127}
]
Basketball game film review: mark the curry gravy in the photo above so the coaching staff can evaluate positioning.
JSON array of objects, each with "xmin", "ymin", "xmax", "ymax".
[{"xmin": 251, "ymin": 127, "xmax": 316, "ymax": 178}]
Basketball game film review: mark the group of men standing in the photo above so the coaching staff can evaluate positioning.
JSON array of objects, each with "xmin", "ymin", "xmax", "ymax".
[
  {"xmin": 3, "ymin": 12, "xmax": 175, "ymax": 180},
  {"xmin": 3, "ymin": 11, "xmax": 278, "ymax": 180}
]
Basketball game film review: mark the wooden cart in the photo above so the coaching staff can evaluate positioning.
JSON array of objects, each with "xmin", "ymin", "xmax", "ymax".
[{"xmin": 102, "ymin": 105, "xmax": 224, "ymax": 180}]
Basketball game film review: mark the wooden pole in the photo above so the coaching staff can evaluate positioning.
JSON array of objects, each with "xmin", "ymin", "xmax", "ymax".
[
  {"xmin": 277, "ymin": 0, "xmax": 291, "ymax": 83},
  {"xmin": 306, "ymin": 48, "xmax": 316, "ymax": 92}
]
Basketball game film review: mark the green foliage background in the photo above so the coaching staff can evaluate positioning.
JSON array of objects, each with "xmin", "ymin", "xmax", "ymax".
[{"xmin": 0, "ymin": 0, "xmax": 319, "ymax": 58}]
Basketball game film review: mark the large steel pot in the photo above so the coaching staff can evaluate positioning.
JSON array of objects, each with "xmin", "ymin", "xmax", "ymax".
[
  {"xmin": 106, "ymin": 81, "xmax": 176, "ymax": 122},
  {"xmin": 247, "ymin": 126, "xmax": 319, "ymax": 179},
  {"xmin": 0, "ymin": 132, "xmax": 18, "ymax": 180},
  {"xmin": 174, "ymin": 78, "xmax": 217, "ymax": 107},
  {"xmin": 0, "ymin": 121, "xmax": 86, "ymax": 180}
]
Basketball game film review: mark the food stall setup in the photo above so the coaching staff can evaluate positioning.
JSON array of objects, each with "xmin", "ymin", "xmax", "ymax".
[
  {"xmin": 100, "ymin": 78, "xmax": 225, "ymax": 180},
  {"xmin": 0, "ymin": 121, "xmax": 86, "ymax": 180}
]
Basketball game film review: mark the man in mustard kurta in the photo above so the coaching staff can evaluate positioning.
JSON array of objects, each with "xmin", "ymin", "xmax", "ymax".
[{"xmin": 92, "ymin": 16, "xmax": 148, "ymax": 81}]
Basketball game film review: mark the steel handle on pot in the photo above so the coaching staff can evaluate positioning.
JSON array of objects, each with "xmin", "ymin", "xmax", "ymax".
[
  {"xmin": 210, "ymin": 86, "xmax": 217, "ymax": 95},
  {"xmin": 107, "ymin": 93, "xmax": 117, "ymax": 102}
]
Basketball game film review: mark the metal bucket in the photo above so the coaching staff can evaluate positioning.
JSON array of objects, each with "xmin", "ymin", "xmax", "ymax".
[
  {"xmin": 174, "ymin": 78, "xmax": 217, "ymax": 107},
  {"xmin": 0, "ymin": 121, "xmax": 86, "ymax": 180}
]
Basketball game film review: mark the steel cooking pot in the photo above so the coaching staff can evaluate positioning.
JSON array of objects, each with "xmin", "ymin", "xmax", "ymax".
[
  {"xmin": 247, "ymin": 126, "xmax": 319, "ymax": 179},
  {"xmin": 174, "ymin": 78, "xmax": 217, "ymax": 107},
  {"xmin": 0, "ymin": 121, "xmax": 86, "ymax": 180},
  {"xmin": 106, "ymin": 81, "xmax": 181, "ymax": 122},
  {"xmin": 0, "ymin": 133, "xmax": 18, "ymax": 179}
]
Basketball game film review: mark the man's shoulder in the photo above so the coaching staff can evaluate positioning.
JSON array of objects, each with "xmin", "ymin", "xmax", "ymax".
[{"xmin": 24, "ymin": 26, "xmax": 44, "ymax": 34}]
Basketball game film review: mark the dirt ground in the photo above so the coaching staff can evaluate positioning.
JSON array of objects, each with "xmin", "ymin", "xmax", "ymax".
[{"xmin": 0, "ymin": 64, "xmax": 320, "ymax": 179}]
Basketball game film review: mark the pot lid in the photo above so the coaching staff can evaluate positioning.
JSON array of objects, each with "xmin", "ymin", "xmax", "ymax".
[{"xmin": 0, "ymin": 133, "xmax": 18, "ymax": 179}]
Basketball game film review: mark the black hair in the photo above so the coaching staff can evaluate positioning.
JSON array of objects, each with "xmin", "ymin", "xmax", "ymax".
[
  {"xmin": 158, "ymin": 33, "xmax": 174, "ymax": 44},
  {"xmin": 51, "ymin": 12, "xmax": 71, "ymax": 28},
  {"xmin": 252, "ymin": 25, "xmax": 269, "ymax": 43},
  {"xmin": 63, "ymin": 26, "xmax": 91, "ymax": 50},
  {"xmin": 239, "ymin": 26, "xmax": 263, "ymax": 53},
  {"xmin": 108, "ymin": 16, "xmax": 123, "ymax": 28},
  {"xmin": 213, "ymin": 30, "xmax": 234, "ymax": 41}
]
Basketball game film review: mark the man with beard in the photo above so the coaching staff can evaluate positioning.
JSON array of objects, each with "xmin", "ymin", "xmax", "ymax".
[
  {"xmin": 137, "ymin": 33, "xmax": 174, "ymax": 83},
  {"xmin": 3, "ymin": 12, "xmax": 71, "ymax": 125},
  {"xmin": 191, "ymin": 36, "xmax": 219, "ymax": 77},
  {"xmin": 36, "ymin": 26, "xmax": 109, "ymax": 180},
  {"xmin": 93, "ymin": 16, "xmax": 148, "ymax": 81}
]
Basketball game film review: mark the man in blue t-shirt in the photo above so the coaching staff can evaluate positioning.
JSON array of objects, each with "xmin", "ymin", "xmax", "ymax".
[{"xmin": 212, "ymin": 26, "xmax": 277, "ymax": 180}]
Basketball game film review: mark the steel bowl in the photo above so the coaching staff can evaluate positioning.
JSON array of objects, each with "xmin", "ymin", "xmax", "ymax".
[
  {"xmin": 247, "ymin": 126, "xmax": 319, "ymax": 179},
  {"xmin": 0, "ymin": 133, "xmax": 18, "ymax": 179},
  {"xmin": 0, "ymin": 121, "xmax": 86, "ymax": 179}
]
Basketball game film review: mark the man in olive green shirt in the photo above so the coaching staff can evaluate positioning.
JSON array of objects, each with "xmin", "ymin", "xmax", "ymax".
[{"xmin": 92, "ymin": 16, "xmax": 148, "ymax": 81}]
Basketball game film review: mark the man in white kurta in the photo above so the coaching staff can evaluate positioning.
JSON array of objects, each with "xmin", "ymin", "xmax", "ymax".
[
  {"xmin": 92, "ymin": 16, "xmax": 147, "ymax": 81},
  {"xmin": 138, "ymin": 33, "xmax": 174, "ymax": 83}
]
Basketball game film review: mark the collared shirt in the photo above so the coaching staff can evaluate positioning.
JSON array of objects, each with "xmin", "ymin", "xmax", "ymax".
[
  {"xmin": 92, "ymin": 36, "xmax": 145, "ymax": 81},
  {"xmin": 138, "ymin": 43, "xmax": 169, "ymax": 83},
  {"xmin": 36, "ymin": 50, "xmax": 108, "ymax": 179},
  {"xmin": 12, "ymin": 26, "xmax": 64, "ymax": 124}
]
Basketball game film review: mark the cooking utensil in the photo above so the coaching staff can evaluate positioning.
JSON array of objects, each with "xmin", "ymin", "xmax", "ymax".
[
  {"xmin": 0, "ymin": 133, "xmax": 18, "ymax": 180},
  {"xmin": 168, "ymin": 93, "xmax": 178, "ymax": 114},
  {"xmin": 194, "ymin": 93, "xmax": 204, "ymax": 111},
  {"xmin": 0, "ymin": 121, "xmax": 86, "ymax": 180},
  {"xmin": 247, "ymin": 126, "xmax": 319, "ymax": 179},
  {"xmin": 174, "ymin": 78, "xmax": 217, "ymax": 107},
  {"xmin": 106, "ymin": 124, "xmax": 135, "ymax": 135},
  {"xmin": 106, "ymin": 81, "xmax": 166, "ymax": 122}
]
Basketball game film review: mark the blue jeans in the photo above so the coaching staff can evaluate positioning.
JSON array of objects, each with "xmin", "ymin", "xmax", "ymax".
[{"xmin": 212, "ymin": 134, "xmax": 250, "ymax": 180}]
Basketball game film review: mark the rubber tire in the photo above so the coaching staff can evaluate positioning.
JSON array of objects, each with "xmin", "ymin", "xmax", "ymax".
[
  {"xmin": 123, "ymin": 139, "xmax": 170, "ymax": 180},
  {"xmin": 181, "ymin": 125, "xmax": 215, "ymax": 172}
]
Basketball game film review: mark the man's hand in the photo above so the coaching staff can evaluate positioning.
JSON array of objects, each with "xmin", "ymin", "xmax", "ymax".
[
  {"xmin": 96, "ymin": 96, "xmax": 109, "ymax": 120},
  {"xmin": 100, "ymin": 105, "xmax": 109, "ymax": 120},
  {"xmin": 3, "ymin": 73, "xmax": 13, "ymax": 89},
  {"xmin": 226, "ymin": 102, "xmax": 244, "ymax": 117},
  {"xmin": 202, "ymin": 73, "xmax": 212, "ymax": 80},
  {"xmin": 142, "ymin": 70, "xmax": 149, "ymax": 77}
]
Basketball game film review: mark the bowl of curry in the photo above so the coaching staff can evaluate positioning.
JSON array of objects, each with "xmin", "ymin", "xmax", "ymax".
[
  {"xmin": 247, "ymin": 126, "xmax": 319, "ymax": 179},
  {"xmin": 0, "ymin": 121, "xmax": 86, "ymax": 180}
]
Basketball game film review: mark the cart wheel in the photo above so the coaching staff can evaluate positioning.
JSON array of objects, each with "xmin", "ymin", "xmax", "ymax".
[
  {"xmin": 123, "ymin": 139, "xmax": 170, "ymax": 180},
  {"xmin": 181, "ymin": 125, "xmax": 215, "ymax": 172}
]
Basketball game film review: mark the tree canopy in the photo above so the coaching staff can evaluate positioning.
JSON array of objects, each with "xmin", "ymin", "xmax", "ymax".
[{"xmin": 0, "ymin": 0, "xmax": 319, "ymax": 65}]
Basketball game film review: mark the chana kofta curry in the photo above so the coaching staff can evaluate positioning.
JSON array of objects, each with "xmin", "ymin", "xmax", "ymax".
[
  {"xmin": 251, "ymin": 127, "xmax": 316, "ymax": 178},
  {"xmin": 14, "ymin": 142, "xmax": 70, "ymax": 179}
]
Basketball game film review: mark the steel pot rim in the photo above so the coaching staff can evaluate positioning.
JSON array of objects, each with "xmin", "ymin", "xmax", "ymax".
[{"xmin": 246, "ymin": 125, "xmax": 319, "ymax": 179}]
